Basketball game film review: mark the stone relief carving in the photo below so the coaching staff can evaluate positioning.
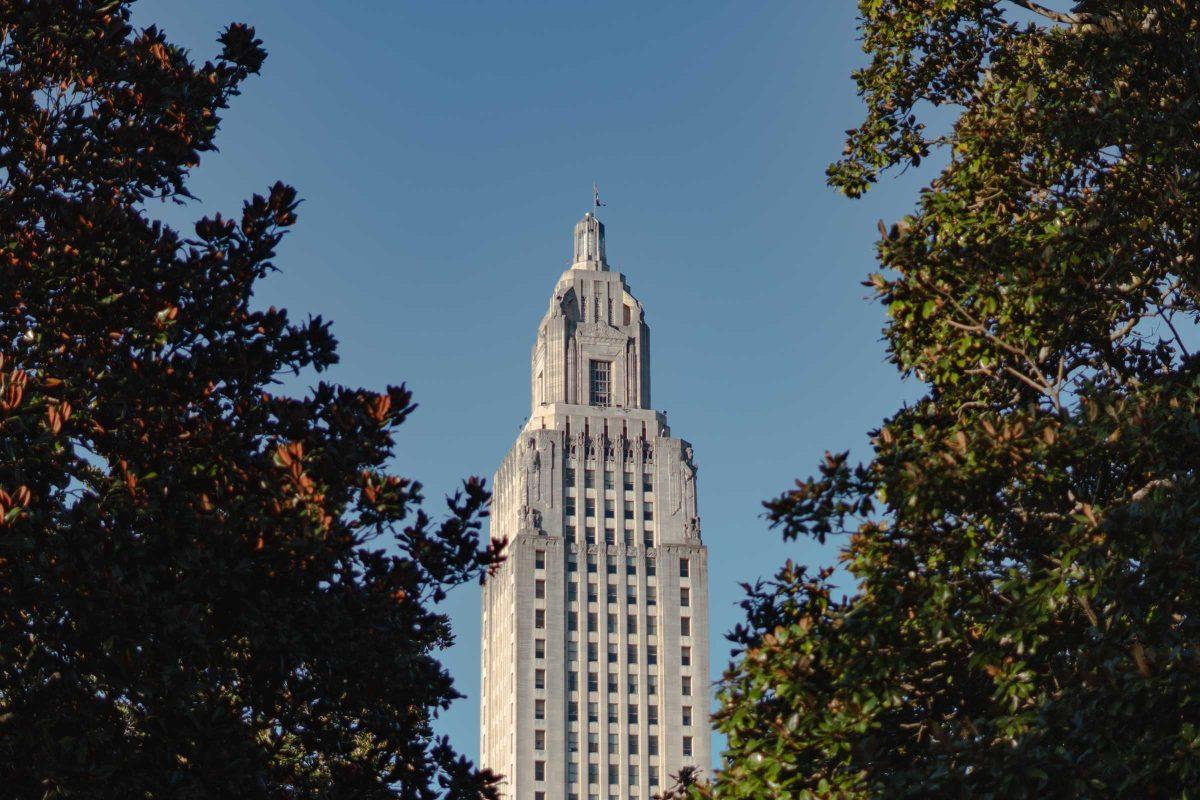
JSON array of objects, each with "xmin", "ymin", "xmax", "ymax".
[
  {"xmin": 682, "ymin": 445, "xmax": 697, "ymax": 518},
  {"xmin": 519, "ymin": 504, "xmax": 542, "ymax": 532},
  {"xmin": 520, "ymin": 436, "xmax": 541, "ymax": 505}
]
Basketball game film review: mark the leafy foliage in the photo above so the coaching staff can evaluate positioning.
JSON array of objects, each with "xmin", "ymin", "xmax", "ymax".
[
  {"xmin": 0, "ymin": 2, "xmax": 501, "ymax": 797},
  {"xmin": 706, "ymin": 2, "xmax": 1200, "ymax": 798}
]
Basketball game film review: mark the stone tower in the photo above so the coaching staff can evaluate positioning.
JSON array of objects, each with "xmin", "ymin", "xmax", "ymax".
[{"xmin": 480, "ymin": 213, "xmax": 710, "ymax": 800}]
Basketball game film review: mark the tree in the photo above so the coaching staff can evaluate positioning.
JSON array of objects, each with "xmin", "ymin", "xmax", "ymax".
[
  {"xmin": 0, "ymin": 3, "xmax": 501, "ymax": 797},
  {"xmin": 708, "ymin": 3, "xmax": 1200, "ymax": 798}
]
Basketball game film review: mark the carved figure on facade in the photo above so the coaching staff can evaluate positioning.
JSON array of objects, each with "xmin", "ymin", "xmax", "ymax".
[
  {"xmin": 519, "ymin": 504, "xmax": 542, "ymax": 532},
  {"xmin": 521, "ymin": 436, "xmax": 542, "ymax": 505},
  {"xmin": 682, "ymin": 445, "xmax": 697, "ymax": 518}
]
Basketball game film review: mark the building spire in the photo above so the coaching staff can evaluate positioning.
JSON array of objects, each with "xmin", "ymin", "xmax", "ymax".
[{"xmin": 572, "ymin": 210, "xmax": 607, "ymax": 270}]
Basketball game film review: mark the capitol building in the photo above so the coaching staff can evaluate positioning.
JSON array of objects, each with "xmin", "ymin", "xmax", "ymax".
[{"xmin": 480, "ymin": 212, "xmax": 711, "ymax": 800}]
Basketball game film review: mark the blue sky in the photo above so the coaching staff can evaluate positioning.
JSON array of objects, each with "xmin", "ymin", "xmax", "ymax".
[{"xmin": 140, "ymin": 0, "xmax": 928, "ymax": 770}]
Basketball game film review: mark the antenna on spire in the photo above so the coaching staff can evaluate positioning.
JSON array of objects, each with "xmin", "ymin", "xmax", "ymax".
[{"xmin": 592, "ymin": 182, "xmax": 605, "ymax": 216}]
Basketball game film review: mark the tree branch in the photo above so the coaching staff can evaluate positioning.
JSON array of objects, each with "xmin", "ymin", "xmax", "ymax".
[{"xmin": 1005, "ymin": 0, "xmax": 1090, "ymax": 25}]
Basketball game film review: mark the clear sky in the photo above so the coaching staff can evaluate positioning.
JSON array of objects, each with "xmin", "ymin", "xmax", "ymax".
[{"xmin": 139, "ymin": 0, "xmax": 927, "ymax": 770}]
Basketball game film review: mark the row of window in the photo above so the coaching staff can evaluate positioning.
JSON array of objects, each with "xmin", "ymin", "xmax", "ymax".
[
  {"xmin": 558, "ymin": 582, "xmax": 690, "ymax": 606},
  {"xmin": 533, "ymin": 640, "xmax": 693, "ymax": 671},
  {"xmin": 566, "ymin": 468, "xmax": 654, "ymax": 493},
  {"xmin": 531, "ymin": 675, "xmax": 694, "ymax": 722},
  {"xmin": 548, "ymin": 761, "xmax": 666, "ymax": 786},
  {"xmin": 562, "ymin": 601, "xmax": 689, "ymax": 630},
  {"xmin": 566, "ymin": 498, "xmax": 655, "ymax": 521},
  {"xmin": 567, "ymin": 526, "xmax": 653, "ymax": 548},
  {"xmin": 536, "ymin": 550, "xmax": 691, "ymax": 579},
  {"xmin": 552, "ymin": 610, "xmax": 694, "ymax": 638},
  {"xmin": 559, "ymin": 671, "xmax": 696, "ymax": 695}
]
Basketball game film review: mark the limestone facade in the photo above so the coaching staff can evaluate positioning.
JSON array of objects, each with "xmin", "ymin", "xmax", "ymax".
[{"xmin": 480, "ymin": 213, "xmax": 711, "ymax": 800}]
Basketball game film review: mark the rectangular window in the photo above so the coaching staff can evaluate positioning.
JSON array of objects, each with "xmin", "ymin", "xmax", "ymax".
[
  {"xmin": 628, "ymin": 734, "xmax": 639, "ymax": 754},
  {"xmin": 647, "ymin": 616, "xmax": 657, "ymax": 635},
  {"xmin": 585, "ymin": 469, "xmax": 595, "ymax": 489},
  {"xmin": 628, "ymin": 674, "xmax": 638, "ymax": 694},
  {"xmin": 607, "ymin": 560, "xmax": 616, "ymax": 575},
  {"xmin": 588, "ymin": 583, "xmax": 598, "ymax": 602},
  {"xmin": 585, "ymin": 498, "xmax": 596, "ymax": 518},
  {"xmin": 627, "ymin": 614, "xmax": 637, "ymax": 634},
  {"xmin": 568, "ymin": 704, "xmax": 579, "ymax": 722},
  {"xmin": 588, "ymin": 763, "xmax": 599, "ymax": 784},
  {"xmin": 607, "ymin": 584, "xmax": 618, "ymax": 604},
  {"xmin": 604, "ymin": 501, "xmax": 614, "ymax": 519},
  {"xmin": 628, "ymin": 704, "xmax": 638, "ymax": 724},
  {"xmin": 679, "ymin": 558, "xmax": 690, "ymax": 578},
  {"xmin": 681, "ymin": 646, "xmax": 691, "ymax": 666},
  {"xmin": 608, "ymin": 732, "xmax": 619, "ymax": 752},
  {"xmin": 605, "ymin": 528, "xmax": 615, "ymax": 545},
  {"xmin": 535, "ymin": 579, "xmax": 546, "ymax": 599},
  {"xmin": 624, "ymin": 529, "xmax": 634, "ymax": 546},
  {"xmin": 535, "ymin": 639, "xmax": 545, "ymax": 659},
  {"xmin": 683, "ymin": 736, "xmax": 693, "ymax": 757},
  {"xmin": 566, "ymin": 524, "xmax": 577, "ymax": 540},
  {"xmin": 535, "ymin": 550, "xmax": 545, "ymax": 570},
  {"xmin": 649, "ymin": 739, "xmax": 659, "ymax": 757},
  {"xmin": 604, "ymin": 471, "xmax": 615, "ymax": 490},
  {"xmin": 588, "ymin": 642, "xmax": 598, "ymax": 662},
  {"xmin": 629, "ymin": 764, "xmax": 639, "ymax": 784},
  {"xmin": 535, "ymin": 730, "xmax": 546, "ymax": 750},
  {"xmin": 535, "ymin": 668, "xmax": 546, "ymax": 689},
  {"xmin": 589, "ymin": 360, "xmax": 612, "ymax": 407},
  {"xmin": 608, "ymin": 702, "xmax": 618, "ymax": 724},
  {"xmin": 627, "ymin": 644, "xmax": 638, "ymax": 664},
  {"xmin": 587, "ymin": 555, "xmax": 597, "ymax": 573},
  {"xmin": 643, "ymin": 474, "xmax": 653, "ymax": 492},
  {"xmin": 607, "ymin": 673, "xmax": 618, "ymax": 693},
  {"xmin": 536, "ymin": 792, "xmax": 545, "ymax": 800},
  {"xmin": 568, "ymin": 555, "xmax": 578, "ymax": 572},
  {"xmin": 588, "ymin": 732, "xmax": 599, "ymax": 753},
  {"xmin": 626, "ymin": 556, "xmax": 637, "ymax": 576},
  {"xmin": 643, "ymin": 531, "xmax": 653, "ymax": 548},
  {"xmin": 568, "ymin": 763, "xmax": 578, "ymax": 783},
  {"xmin": 648, "ymin": 705, "xmax": 659, "ymax": 726},
  {"xmin": 535, "ymin": 609, "xmax": 545, "ymax": 629},
  {"xmin": 626, "ymin": 586, "xmax": 637, "ymax": 604},
  {"xmin": 586, "ymin": 527, "xmax": 596, "ymax": 545},
  {"xmin": 682, "ymin": 706, "xmax": 692, "ymax": 726},
  {"xmin": 682, "ymin": 676, "xmax": 692, "ymax": 696},
  {"xmin": 643, "ymin": 502, "xmax": 653, "ymax": 521},
  {"xmin": 569, "ymin": 671, "xmax": 579, "ymax": 691},
  {"xmin": 535, "ymin": 699, "xmax": 546, "ymax": 720},
  {"xmin": 588, "ymin": 671, "xmax": 599, "ymax": 692},
  {"xmin": 681, "ymin": 587, "xmax": 690, "ymax": 607},
  {"xmin": 646, "ymin": 559, "xmax": 656, "ymax": 577},
  {"xmin": 624, "ymin": 472, "xmax": 635, "ymax": 491},
  {"xmin": 589, "ymin": 702, "xmax": 599, "ymax": 723},
  {"xmin": 647, "ymin": 645, "xmax": 658, "ymax": 666},
  {"xmin": 681, "ymin": 617, "xmax": 691, "ymax": 636},
  {"xmin": 566, "ymin": 498, "xmax": 576, "ymax": 516},
  {"xmin": 608, "ymin": 643, "xmax": 618, "ymax": 664},
  {"xmin": 647, "ymin": 675, "xmax": 658, "ymax": 695},
  {"xmin": 535, "ymin": 760, "xmax": 546, "ymax": 781},
  {"xmin": 568, "ymin": 583, "xmax": 578, "ymax": 602},
  {"xmin": 588, "ymin": 612, "xmax": 597, "ymax": 631},
  {"xmin": 623, "ymin": 501, "xmax": 634, "ymax": 520},
  {"xmin": 566, "ymin": 467, "xmax": 576, "ymax": 485},
  {"xmin": 568, "ymin": 641, "xmax": 578, "ymax": 662},
  {"xmin": 647, "ymin": 586, "xmax": 657, "ymax": 606}
]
